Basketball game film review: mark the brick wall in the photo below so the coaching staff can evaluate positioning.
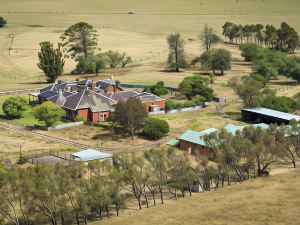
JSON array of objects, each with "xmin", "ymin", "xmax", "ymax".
[
  {"xmin": 92, "ymin": 111, "xmax": 110, "ymax": 122},
  {"xmin": 179, "ymin": 140, "xmax": 212, "ymax": 158},
  {"xmin": 77, "ymin": 109, "xmax": 89, "ymax": 121},
  {"xmin": 106, "ymin": 85, "xmax": 123, "ymax": 93},
  {"xmin": 144, "ymin": 100, "xmax": 166, "ymax": 112}
]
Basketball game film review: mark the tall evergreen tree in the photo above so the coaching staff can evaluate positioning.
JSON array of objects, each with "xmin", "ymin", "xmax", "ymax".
[{"xmin": 37, "ymin": 41, "xmax": 65, "ymax": 83}]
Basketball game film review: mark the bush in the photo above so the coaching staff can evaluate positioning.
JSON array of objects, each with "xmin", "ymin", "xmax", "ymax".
[
  {"xmin": 33, "ymin": 101, "xmax": 65, "ymax": 127},
  {"xmin": 239, "ymin": 43, "xmax": 263, "ymax": 62},
  {"xmin": 143, "ymin": 118, "xmax": 169, "ymax": 140},
  {"xmin": 165, "ymin": 99, "xmax": 175, "ymax": 111},
  {"xmin": 183, "ymin": 101, "xmax": 195, "ymax": 108},
  {"xmin": 0, "ymin": 16, "xmax": 7, "ymax": 28},
  {"xmin": 179, "ymin": 76, "xmax": 214, "ymax": 100},
  {"xmin": 74, "ymin": 115, "xmax": 85, "ymax": 122},
  {"xmin": 143, "ymin": 81, "xmax": 169, "ymax": 96},
  {"xmin": 18, "ymin": 155, "xmax": 28, "ymax": 165},
  {"xmin": 2, "ymin": 96, "xmax": 27, "ymax": 118},
  {"xmin": 175, "ymin": 102, "xmax": 185, "ymax": 109},
  {"xmin": 191, "ymin": 95, "xmax": 206, "ymax": 105}
]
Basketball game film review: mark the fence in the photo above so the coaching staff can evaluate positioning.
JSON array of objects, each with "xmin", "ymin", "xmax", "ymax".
[
  {"xmin": 119, "ymin": 83, "xmax": 178, "ymax": 92},
  {"xmin": 0, "ymin": 88, "xmax": 42, "ymax": 96},
  {"xmin": 47, "ymin": 121, "xmax": 84, "ymax": 131}
]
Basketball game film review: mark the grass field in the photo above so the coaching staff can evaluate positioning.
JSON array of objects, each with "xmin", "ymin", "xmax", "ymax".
[
  {"xmin": 95, "ymin": 168, "xmax": 300, "ymax": 225},
  {"xmin": 0, "ymin": 0, "xmax": 299, "ymax": 94}
]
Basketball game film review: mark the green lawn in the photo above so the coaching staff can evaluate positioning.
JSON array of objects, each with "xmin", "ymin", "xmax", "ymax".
[{"xmin": 0, "ymin": 94, "xmax": 44, "ymax": 126}]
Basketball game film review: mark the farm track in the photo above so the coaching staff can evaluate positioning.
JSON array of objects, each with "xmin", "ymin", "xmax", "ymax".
[{"xmin": 0, "ymin": 123, "xmax": 164, "ymax": 152}]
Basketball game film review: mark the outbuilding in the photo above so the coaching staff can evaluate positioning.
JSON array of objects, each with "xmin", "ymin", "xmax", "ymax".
[
  {"xmin": 242, "ymin": 108, "xmax": 300, "ymax": 125},
  {"xmin": 72, "ymin": 149, "xmax": 112, "ymax": 163}
]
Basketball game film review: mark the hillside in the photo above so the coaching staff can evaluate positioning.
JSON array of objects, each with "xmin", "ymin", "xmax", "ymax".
[
  {"xmin": 0, "ymin": 0, "xmax": 299, "ymax": 15},
  {"xmin": 98, "ymin": 169, "xmax": 300, "ymax": 225}
]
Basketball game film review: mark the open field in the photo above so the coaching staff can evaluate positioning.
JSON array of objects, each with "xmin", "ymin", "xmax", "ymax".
[
  {"xmin": 95, "ymin": 168, "xmax": 300, "ymax": 225},
  {"xmin": 0, "ymin": 0, "xmax": 300, "ymax": 96}
]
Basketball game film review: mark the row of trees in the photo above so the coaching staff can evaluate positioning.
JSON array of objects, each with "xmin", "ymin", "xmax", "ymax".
[
  {"xmin": 2, "ymin": 120, "xmax": 300, "ymax": 224},
  {"xmin": 222, "ymin": 22, "xmax": 299, "ymax": 53},
  {"xmin": 239, "ymin": 43, "xmax": 300, "ymax": 85},
  {"xmin": 38, "ymin": 22, "xmax": 133, "ymax": 83}
]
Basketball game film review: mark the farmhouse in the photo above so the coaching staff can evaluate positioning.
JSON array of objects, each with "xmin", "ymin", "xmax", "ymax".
[
  {"xmin": 37, "ymin": 78, "xmax": 165, "ymax": 122},
  {"xmin": 242, "ymin": 108, "xmax": 300, "ymax": 125}
]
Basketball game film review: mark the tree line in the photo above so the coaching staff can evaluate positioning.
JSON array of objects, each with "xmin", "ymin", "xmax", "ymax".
[
  {"xmin": 239, "ymin": 43, "xmax": 300, "ymax": 85},
  {"xmin": 222, "ymin": 22, "xmax": 299, "ymax": 53},
  {"xmin": 1, "ymin": 121, "xmax": 300, "ymax": 224}
]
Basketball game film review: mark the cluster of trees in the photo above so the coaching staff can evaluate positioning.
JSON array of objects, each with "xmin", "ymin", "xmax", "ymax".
[
  {"xmin": 37, "ymin": 22, "xmax": 133, "ymax": 83},
  {"xmin": 74, "ymin": 51, "xmax": 132, "ymax": 75},
  {"xmin": 0, "ymin": 16, "xmax": 6, "ymax": 27},
  {"xmin": 178, "ymin": 76, "xmax": 214, "ymax": 101},
  {"xmin": 2, "ymin": 96, "xmax": 27, "ymax": 119},
  {"xmin": 223, "ymin": 22, "xmax": 299, "ymax": 53},
  {"xmin": 204, "ymin": 120, "xmax": 300, "ymax": 178},
  {"xmin": 2, "ymin": 120, "xmax": 300, "ymax": 224},
  {"xmin": 143, "ymin": 81, "xmax": 169, "ymax": 96},
  {"xmin": 193, "ymin": 48, "xmax": 231, "ymax": 75},
  {"xmin": 109, "ymin": 98, "xmax": 169, "ymax": 140},
  {"xmin": 240, "ymin": 43, "xmax": 300, "ymax": 85},
  {"xmin": 229, "ymin": 76, "xmax": 300, "ymax": 112}
]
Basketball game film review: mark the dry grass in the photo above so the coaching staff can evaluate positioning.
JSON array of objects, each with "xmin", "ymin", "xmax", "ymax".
[
  {"xmin": 96, "ymin": 168, "xmax": 300, "ymax": 225},
  {"xmin": 0, "ymin": 129, "xmax": 73, "ymax": 162}
]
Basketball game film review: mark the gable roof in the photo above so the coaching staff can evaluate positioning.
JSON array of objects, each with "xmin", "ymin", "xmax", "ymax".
[
  {"xmin": 62, "ymin": 89, "xmax": 116, "ymax": 112},
  {"xmin": 178, "ymin": 128, "xmax": 219, "ymax": 146},
  {"xmin": 224, "ymin": 123, "xmax": 269, "ymax": 134}
]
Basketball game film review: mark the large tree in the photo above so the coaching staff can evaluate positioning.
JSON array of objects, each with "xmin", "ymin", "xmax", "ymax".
[
  {"xmin": 178, "ymin": 76, "xmax": 214, "ymax": 100},
  {"xmin": 33, "ymin": 101, "xmax": 65, "ymax": 127},
  {"xmin": 229, "ymin": 76, "xmax": 263, "ymax": 108},
  {"xmin": 37, "ymin": 41, "xmax": 65, "ymax": 83},
  {"xmin": 0, "ymin": 16, "xmax": 7, "ymax": 27},
  {"xmin": 200, "ymin": 49, "xmax": 232, "ymax": 75},
  {"xmin": 167, "ymin": 33, "xmax": 187, "ymax": 72},
  {"xmin": 200, "ymin": 24, "xmax": 221, "ymax": 51},
  {"xmin": 276, "ymin": 22, "xmax": 299, "ymax": 53},
  {"xmin": 60, "ymin": 22, "xmax": 99, "ymax": 60},
  {"xmin": 110, "ymin": 98, "xmax": 148, "ymax": 139}
]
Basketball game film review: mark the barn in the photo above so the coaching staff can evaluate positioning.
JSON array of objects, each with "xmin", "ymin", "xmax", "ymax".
[{"xmin": 242, "ymin": 108, "xmax": 300, "ymax": 125}]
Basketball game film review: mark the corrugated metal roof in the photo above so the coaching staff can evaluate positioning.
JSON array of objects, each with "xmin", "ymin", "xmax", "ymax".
[
  {"xmin": 72, "ymin": 149, "xmax": 112, "ymax": 162},
  {"xmin": 178, "ymin": 128, "xmax": 219, "ymax": 146},
  {"xmin": 224, "ymin": 123, "xmax": 269, "ymax": 134},
  {"xmin": 166, "ymin": 139, "xmax": 180, "ymax": 146},
  {"xmin": 243, "ymin": 108, "xmax": 300, "ymax": 121}
]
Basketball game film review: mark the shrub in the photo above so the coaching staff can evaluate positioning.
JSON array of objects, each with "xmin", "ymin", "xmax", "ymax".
[
  {"xmin": 239, "ymin": 43, "xmax": 263, "ymax": 62},
  {"xmin": 143, "ymin": 118, "xmax": 169, "ymax": 140},
  {"xmin": 183, "ymin": 101, "xmax": 195, "ymax": 108},
  {"xmin": 165, "ymin": 99, "xmax": 175, "ymax": 111},
  {"xmin": 33, "ymin": 101, "xmax": 65, "ymax": 127},
  {"xmin": 175, "ymin": 102, "xmax": 185, "ymax": 109},
  {"xmin": 191, "ymin": 95, "xmax": 206, "ymax": 105},
  {"xmin": 74, "ymin": 115, "xmax": 85, "ymax": 122},
  {"xmin": 2, "ymin": 96, "xmax": 27, "ymax": 118},
  {"xmin": 143, "ymin": 81, "xmax": 169, "ymax": 96},
  {"xmin": 179, "ymin": 76, "xmax": 214, "ymax": 100}
]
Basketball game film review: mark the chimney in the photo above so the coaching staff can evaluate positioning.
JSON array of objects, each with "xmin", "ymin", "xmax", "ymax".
[{"xmin": 91, "ymin": 80, "xmax": 96, "ymax": 91}]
